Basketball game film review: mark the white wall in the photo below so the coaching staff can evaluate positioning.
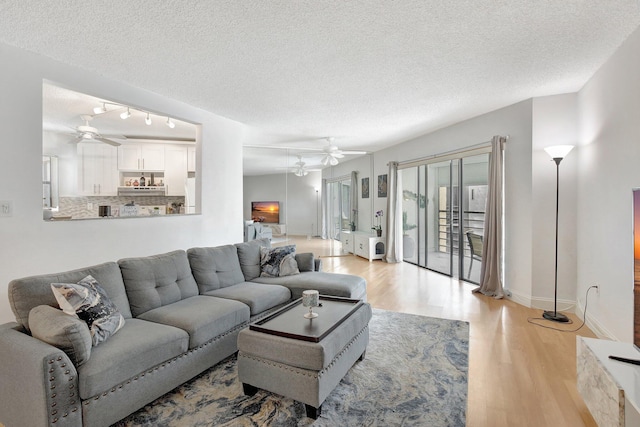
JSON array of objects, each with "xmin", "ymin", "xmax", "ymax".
[
  {"xmin": 243, "ymin": 171, "xmax": 322, "ymax": 235},
  {"xmin": 0, "ymin": 43, "xmax": 246, "ymax": 324},
  {"xmin": 577, "ymin": 26, "xmax": 640, "ymax": 340},
  {"xmin": 531, "ymin": 94, "xmax": 579, "ymax": 311}
]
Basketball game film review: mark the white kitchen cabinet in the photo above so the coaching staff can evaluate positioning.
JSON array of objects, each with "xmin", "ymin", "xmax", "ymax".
[
  {"xmin": 118, "ymin": 143, "xmax": 165, "ymax": 171},
  {"xmin": 340, "ymin": 231, "xmax": 355, "ymax": 254},
  {"xmin": 77, "ymin": 142, "xmax": 118, "ymax": 196},
  {"xmin": 164, "ymin": 145, "xmax": 188, "ymax": 196},
  {"xmin": 187, "ymin": 146, "xmax": 196, "ymax": 172},
  {"xmin": 354, "ymin": 233, "xmax": 386, "ymax": 262}
]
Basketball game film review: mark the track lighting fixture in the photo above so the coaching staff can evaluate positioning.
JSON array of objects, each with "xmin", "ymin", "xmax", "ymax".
[{"xmin": 89, "ymin": 100, "xmax": 179, "ymax": 130}]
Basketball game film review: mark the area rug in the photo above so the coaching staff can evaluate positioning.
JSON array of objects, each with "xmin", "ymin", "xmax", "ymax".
[{"xmin": 113, "ymin": 309, "xmax": 469, "ymax": 427}]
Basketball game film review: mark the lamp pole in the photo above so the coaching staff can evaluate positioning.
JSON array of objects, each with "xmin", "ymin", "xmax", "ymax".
[{"xmin": 542, "ymin": 145, "xmax": 574, "ymax": 323}]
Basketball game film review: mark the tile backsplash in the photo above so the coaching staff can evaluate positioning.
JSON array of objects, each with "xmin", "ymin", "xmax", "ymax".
[{"xmin": 59, "ymin": 196, "xmax": 186, "ymax": 219}]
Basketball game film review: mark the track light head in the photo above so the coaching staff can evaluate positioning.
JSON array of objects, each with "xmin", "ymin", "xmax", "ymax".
[
  {"xmin": 145, "ymin": 112, "xmax": 152, "ymax": 125},
  {"xmin": 166, "ymin": 117, "xmax": 175, "ymax": 128},
  {"xmin": 120, "ymin": 108, "xmax": 131, "ymax": 119},
  {"xmin": 93, "ymin": 103, "xmax": 107, "ymax": 114}
]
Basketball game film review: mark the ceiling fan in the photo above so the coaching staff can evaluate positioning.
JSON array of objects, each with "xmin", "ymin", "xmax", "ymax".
[
  {"xmin": 67, "ymin": 115, "xmax": 126, "ymax": 147},
  {"xmin": 310, "ymin": 138, "xmax": 368, "ymax": 166},
  {"xmin": 276, "ymin": 155, "xmax": 322, "ymax": 177}
]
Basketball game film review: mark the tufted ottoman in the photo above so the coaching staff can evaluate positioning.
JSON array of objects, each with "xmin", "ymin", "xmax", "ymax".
[{"xmin": 237, "ymin": 296, "xmax": 372, "ymax": 419}]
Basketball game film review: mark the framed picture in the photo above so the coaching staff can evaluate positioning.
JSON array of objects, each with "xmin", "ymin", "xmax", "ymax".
[
  {"xmin": 378, "ymin": 174, "xmax": 388, "ymax": 197},
  {"xmin": 362, "ymin": 177, "xmax": 369, "ymax": 198}
]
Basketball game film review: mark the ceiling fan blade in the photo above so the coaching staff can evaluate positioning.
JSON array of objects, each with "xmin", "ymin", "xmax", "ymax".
[
  {"xmin": 101, "ymin": 134, "xmax": 127, "ymax": 140},
  {"xmin": 95, "ymin": 137, "xmax": 122, "ymax": 146}
]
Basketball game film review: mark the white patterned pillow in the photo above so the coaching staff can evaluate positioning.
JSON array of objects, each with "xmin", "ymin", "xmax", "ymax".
[
  {"xmin": 51, "ymin": 275, "xmax": 125, "ymax": 346},
  {"xmin": 260, "ymin": 245, "xmax": 300, "ymax": 277}
]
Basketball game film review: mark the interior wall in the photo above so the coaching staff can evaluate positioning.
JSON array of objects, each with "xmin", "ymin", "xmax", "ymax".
[
  {"xmin": 577, "ymin": 25, "xmax": 640, "ymax": 340},
  {"xmin": 243, "ymin": 172, "xmax": 321, "ymax": 236},
  {"xmin": 0, "ymin": 42, "xmax": 246, "ymax": 324},
  {"xmin": 531, "ymin": 94, "xmax": 579, "ymax": 311}
]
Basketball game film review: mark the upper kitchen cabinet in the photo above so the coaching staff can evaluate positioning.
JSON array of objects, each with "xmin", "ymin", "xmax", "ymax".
[
  {"xmin": 118, "ymin": 143, "xmax": 165, "ymax": 171},
  {"xmin": 187, "ymin": 146, "xmax": 196, "ymax": 172},
  {"xmin": 77, "ymin": 142, "xmax": 118, "ymax": 196}
]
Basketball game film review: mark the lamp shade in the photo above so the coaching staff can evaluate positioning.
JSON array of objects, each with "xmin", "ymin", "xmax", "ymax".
[{"xmin": 544, "ymin": 145, "xmax": 574, "ymax": 159}]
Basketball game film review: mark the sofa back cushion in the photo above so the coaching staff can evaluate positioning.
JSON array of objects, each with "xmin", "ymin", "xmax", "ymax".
[
  {"xmin": 187, "ymin": 245, "xmax": 246, "ymax": 292},
  {"xmin": 118, "ymin": 250, "xmax": 198, "ymax": 317},
  {"xmin": 235, "ymin": 238, "xmax": 271, "ymax": 281},
  {"xmin": 8, "ymin": 262, "xmax": 131, "ymax": 332}
]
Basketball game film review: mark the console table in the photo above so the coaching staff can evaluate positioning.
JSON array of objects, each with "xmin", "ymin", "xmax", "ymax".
[
  {"xmin": 577, "ymin": 337, "xmax": 640, "ymax": 427},
  {"xmin": 340, "ymin": 231, "xmax": 385, "ymax": 262}
]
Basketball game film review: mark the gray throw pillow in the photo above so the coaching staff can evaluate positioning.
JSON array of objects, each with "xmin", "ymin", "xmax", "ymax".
[
  {"xmin": 260, "ymin": 245, "xmax": 300, "ymax": 277},
  {"xmin": 51, "ymin": 275, "xmax": 125, "ymax": 346},
  {"xmin": 29, "ymin": 305, "xmax": 92, "ymax": 366}
]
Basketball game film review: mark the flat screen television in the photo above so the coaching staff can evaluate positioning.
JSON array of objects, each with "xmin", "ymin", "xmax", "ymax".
[{"xmin": 251, "ymin": 201, "xmax": 279, "ymax": 224}]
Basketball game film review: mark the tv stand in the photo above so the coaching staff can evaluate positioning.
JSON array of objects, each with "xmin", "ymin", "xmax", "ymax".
[{"xmin": 577, "ymin": 337, "xmax": 640, "ymax": 426}]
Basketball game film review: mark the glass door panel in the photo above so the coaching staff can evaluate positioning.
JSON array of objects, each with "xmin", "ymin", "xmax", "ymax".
[
  {"xmin": 401, "ymin": 167, "xmax": 418, "ymax": 263},
  {"xmin": 426, "ymin": 160, "xmax": 452, "ymax": 276},
  {"xmin": 460, "ymin": 154, "xmax": 489, "ymax": 283}
]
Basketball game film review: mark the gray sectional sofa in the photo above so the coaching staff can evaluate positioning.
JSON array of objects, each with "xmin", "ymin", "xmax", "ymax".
[{"xmin": 0, "ymin": 239, "xmax": 366, "ymax": 427}]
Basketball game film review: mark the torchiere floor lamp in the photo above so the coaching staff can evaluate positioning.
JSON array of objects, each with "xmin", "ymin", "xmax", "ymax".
[{"xmin": 543, "ymin": 144, "xmax": 574, "ymax": 323}]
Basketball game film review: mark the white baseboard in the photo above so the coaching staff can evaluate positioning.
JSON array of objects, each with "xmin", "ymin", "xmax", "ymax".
[{"xmin": 575, "ymin": 300, "xmax": 617, "ymax": 340}]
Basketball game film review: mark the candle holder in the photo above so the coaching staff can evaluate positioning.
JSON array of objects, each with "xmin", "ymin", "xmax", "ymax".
[{"xmin": 302, "ymin": 290, "xmax": 319, "ymax": 319}]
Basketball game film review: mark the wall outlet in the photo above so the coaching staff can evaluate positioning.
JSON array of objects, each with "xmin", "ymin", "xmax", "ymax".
[{"xmin": 0, "ymin": 200, "xmax": 12, "ymax": 217}]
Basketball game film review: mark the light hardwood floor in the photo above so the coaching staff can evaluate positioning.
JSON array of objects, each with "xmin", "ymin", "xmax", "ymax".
[{"xmin": 284, "ymin": 236, "xmax": 598, "ymax": 427}]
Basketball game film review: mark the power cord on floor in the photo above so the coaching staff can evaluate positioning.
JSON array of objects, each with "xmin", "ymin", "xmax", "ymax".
[{"xmin": 527, "ymin": 285, "xmax": 598, "ymax": 332}]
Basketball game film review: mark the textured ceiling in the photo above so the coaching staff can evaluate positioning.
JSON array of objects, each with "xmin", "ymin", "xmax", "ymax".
[{"xmin": 1, "ymin": 1, "xmax": 639, "ymax": 175}]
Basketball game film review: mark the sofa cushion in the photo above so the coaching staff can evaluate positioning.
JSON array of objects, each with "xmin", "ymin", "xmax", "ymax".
[
  {"xmin": 235, "ymin": 239, "xmax": 271, "ymax": 281},
  {"xmin": 294, "ymin": 253, "xmax": 315, "ymax": 272},
  {"xmin": 8, "ymin": 262, "xmax": 132, "ymax": 332},
  {"xmin": 187, "ymin": 245, "xmax": 246, "ymax": 292},
  {"xmin": 260, "ymin": 245, "xmax": 299, "ymax": 277},
  {"xmin": 251, "ymin": 271, "xmax": 367, "ymax": 300},
  {"xmin": 203, "ymin": 283, "xmax": 291, "ymax": 316},
  {"xmin": 77, "ymin": 318, "xmax": 188, "ymax": 400},
  {"xmin": 136, "ymin": 296, "xmax": 249, "ymax": 348},
  {"xmin": 118, "ymin": 250, "xmax": 199, "ymax": 317},
  {"xmin": 29, "ymin": 305, "xmax": 93, "ymax": 366},
  {"xmin": 51, "ymin": 275, "xmax": 125, "ymax": 346}
]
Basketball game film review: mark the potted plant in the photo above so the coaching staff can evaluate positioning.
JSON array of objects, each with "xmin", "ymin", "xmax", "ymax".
[{"xmin": 372, "ymin": 210, "xmax": 383, "ymax": 237}]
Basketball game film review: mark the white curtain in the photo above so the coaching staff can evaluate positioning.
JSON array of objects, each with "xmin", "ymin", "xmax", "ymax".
[
  {"xmin": 350, "ymin": 170, "xmax": 358, "ymax": 229},
  {"xmin": 384, "ymin": 161, "xmax": 402, "ymax": 263},
  {"xmin": 321, "ymin": 178, "xmax": 328, "ymax": 239},
  {"xmin": 473, "ymin": 136, "xmax": 505, "ymax": 298}
]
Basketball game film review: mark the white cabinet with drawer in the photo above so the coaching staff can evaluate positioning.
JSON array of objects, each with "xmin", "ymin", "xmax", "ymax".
[
  {"xmin": 340, "ymin": 231, "xmax": 355, "ymax": 254},
  {"xmin": 354, "ymin": 233, "xmax": 386, "ymax": 262}
]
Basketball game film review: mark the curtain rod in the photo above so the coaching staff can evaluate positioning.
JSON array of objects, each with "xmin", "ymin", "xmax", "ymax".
[{"xmin": 395, "ymin": 135, "xmax": 509, "ymax": 167}]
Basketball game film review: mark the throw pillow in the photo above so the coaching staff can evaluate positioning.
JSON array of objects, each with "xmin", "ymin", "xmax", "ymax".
[
  {"xmin": 29, "ymin": 305, "xmax": 92, "ymax": 366},
  {"xmin": 260, "ymin": 245, "xmax": 300, "ymax": 277},
  {"xmin": 51, "ymin": 275, "xmax": 125, "ymax": 346}
]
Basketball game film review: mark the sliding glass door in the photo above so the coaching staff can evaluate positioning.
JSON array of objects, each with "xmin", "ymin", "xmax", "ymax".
[
  {"xmin": 401, "ymin": 153, "xmax": 489, "ymax": 283},
  {"xmin": 327, "ymin": 178, "xmax": 351, "ymax": 241}
]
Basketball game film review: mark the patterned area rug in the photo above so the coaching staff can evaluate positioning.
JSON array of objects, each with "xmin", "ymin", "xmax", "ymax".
[{"xmin": 114, "ymin": 309, "xmax": 469, "ymax": 427}]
